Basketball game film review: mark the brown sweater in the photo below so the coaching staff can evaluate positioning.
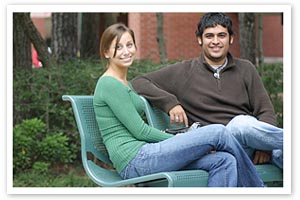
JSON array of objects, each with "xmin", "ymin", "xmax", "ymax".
[{"xmin": 131, "ymin": 53, "xmax": 277, "ymax": 126}]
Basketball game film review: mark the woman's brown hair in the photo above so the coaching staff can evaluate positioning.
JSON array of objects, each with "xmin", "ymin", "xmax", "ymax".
[{"xmin": 99, "ymin": 23, "xmax": 136, "ymax": 68}]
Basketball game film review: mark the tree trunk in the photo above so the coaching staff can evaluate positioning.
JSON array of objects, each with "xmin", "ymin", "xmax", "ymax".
[
  {"xmin": 156, "ymin": 13, "xmax": 168, "ymax": 64},
  {"xmin": 80, "ymin": 13, "xmax": 100, "ymax": 59},
  {"xmin": 14, "ymin": 13, "xmax": 55, "ymax": 68},
  {"xmin": 257, "ymin": 14, "xmax": 264, "ymax": 66},
  {"xmin": 51, "ymin": 13, "xmax": 78, "ymax": 63},
  {"xmin": 13, "ymin": 13, "xmax": 32, "ymax": 70},
  {"xmin": 103, "ymin": 13, "xmax": 119, "ymax": 29},
  {"xmin": 238, "ymin": 13, "xmax": 256, "ymax": 65}
]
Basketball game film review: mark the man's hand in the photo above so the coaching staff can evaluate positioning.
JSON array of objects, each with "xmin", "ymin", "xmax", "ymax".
[
  {"xmin": 253, "ymin": 150, "xmax": 272, "ymax": 164},
  {"xmin": 169, "ymin": 105, "xmax": 189, "ymax": 127}
]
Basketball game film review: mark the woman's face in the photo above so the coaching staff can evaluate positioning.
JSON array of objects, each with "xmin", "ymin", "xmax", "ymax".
[
  {"xmin": 198, "ymin": 25, "xmax": 233, "ymax": 66},
  {"xmin": 105, "ymin": 31, "xmax": 136, "ymax": 68}
]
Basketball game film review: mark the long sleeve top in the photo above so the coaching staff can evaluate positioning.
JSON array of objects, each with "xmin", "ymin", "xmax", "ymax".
[
  {"xmin": 131, "ymin": 53, "xmax": 277, "ymax": 126},
  {"xmin": 93, "ymin": 76, "xmax": 173, "ymax": 173}
]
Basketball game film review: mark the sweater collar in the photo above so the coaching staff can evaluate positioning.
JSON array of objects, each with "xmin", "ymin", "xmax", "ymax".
[{"xmin": 200, "ymin": 52, "xmax": 235, "ymax": 72}]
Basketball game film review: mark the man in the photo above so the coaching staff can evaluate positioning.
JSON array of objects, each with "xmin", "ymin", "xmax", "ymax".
[{"xmin": 131, "ymin": 12, "xmax": 283, "ymax": 168}]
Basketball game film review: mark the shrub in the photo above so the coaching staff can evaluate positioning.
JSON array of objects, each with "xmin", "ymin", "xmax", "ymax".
[
  {"xmin": 13, "ymin": 59, "xmax": 283, "ymax": 177},
  {"xmin": 13, "ymin": 118, "xmax": 75, "ymax": 174},
  {"xmin": 257, "ymin": 63, "xmax": 283, "ymax": 127}
]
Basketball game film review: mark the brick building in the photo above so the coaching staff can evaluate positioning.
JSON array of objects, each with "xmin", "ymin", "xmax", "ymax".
[
  {"xmin": 128, "ymin": 13, "xmax": 283, "ymax": 63},
  {"xmin": 31, "ymin": 12, "xmax": 283, "ymax": 64}
]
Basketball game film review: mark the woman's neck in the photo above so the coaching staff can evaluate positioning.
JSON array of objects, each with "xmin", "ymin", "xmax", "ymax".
[{"xmin": 104, "ymin": 66, "xmax": 128, "ymax": 86}]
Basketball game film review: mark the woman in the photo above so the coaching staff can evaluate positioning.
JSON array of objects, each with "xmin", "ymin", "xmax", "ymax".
[{"xmin": 93, "ymin": 23, "xmax": 264, "ymax": 187}]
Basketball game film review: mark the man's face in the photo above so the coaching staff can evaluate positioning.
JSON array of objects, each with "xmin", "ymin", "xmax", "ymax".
[{"xmin": 198, "ymin": 25, "xmax": 233, "ymax": 66}]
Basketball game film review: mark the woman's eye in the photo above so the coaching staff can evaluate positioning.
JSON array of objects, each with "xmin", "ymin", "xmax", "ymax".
[
  {"xmin": 127, "ymin": 43, "xmax": 133, "ymax": 48},
  {"xmin": 116, "ymin": 45, "xmax": 122, "ymax": 50}
]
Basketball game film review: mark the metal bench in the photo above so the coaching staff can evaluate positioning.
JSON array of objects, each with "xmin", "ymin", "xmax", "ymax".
[
  {"xmin": 139, "ymin": 96, "xmax": 283, "ymax": 187},
  {"xmin": 62, "ymin": 95, "xmax": 209, "ymax": 187},
  {"xmin": 62, "ymin": 94, "xmax": 283, "ymax": 187}
]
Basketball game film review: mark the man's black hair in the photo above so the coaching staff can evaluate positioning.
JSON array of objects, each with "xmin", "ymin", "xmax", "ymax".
[{"xmin": 195, "ymin": 13, "xmax": 234, "ymax": 37}]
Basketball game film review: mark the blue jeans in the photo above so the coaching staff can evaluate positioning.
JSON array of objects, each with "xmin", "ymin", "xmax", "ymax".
[
  {"xmin": 226, "ymin": 115, "xmax": 283, "ymax": 169},
  {"xmin": 120, "ymin": 124, "xmax": 264, "ymax": 187}
]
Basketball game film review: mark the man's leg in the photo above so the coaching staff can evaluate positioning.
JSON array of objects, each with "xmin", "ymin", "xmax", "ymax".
[{"xmin": 226, "ymin": 115, "xmax": 283, "ymax": 169}]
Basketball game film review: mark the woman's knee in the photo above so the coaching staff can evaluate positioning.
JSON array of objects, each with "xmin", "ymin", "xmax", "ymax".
[{"xmin": 214, "ymin": 152, "xmax": 237, "ymax": 168}]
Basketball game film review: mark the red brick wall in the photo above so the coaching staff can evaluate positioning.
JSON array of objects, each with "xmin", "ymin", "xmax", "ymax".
[
  {"xmin": 129, "ymin": 13, "xmax": 202, "ymax": 62},
  {"xmin": 128, "ymin": 13, "xmax": 283, "ymax": 63},
  {"xmin": 163, "ymin": 13, "xmax": 201, "ymax": 61},
  {"xmin": 129, "ymin": 13, "xmax": 159, "ymax": 62},
  {"xmin": 261, "ymin": 15, "xmax": 283, "ymax": 57},
  {"xmin": 129, "ymin": 13, "xmax": 242, "ymax": 62},
  {"xmin": 31, "ymin": 17, "xmax": 46, "ymax": 38},
  {"xmin": 32, "ymin": 13, "xmax": 283, "ymax": 63}
]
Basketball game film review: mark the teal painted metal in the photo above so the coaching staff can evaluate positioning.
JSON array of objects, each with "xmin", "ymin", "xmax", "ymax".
[{"xmin": 62, "ymin": 95, "xmax": 209, "ymax": 187}]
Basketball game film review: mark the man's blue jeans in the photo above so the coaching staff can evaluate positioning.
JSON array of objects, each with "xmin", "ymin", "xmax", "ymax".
[
  {"xmin": 226, "ymin": 115, "xmax": 283, "ymax": 169},
  {"xmin": 120, "ymin": 124, "xmax": 264, "ymax": 187}
]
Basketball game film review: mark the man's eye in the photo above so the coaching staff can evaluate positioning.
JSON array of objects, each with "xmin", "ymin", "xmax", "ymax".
[{"xmin": 218, "ymin": 34, "xmax": 227, "ymax": 38}]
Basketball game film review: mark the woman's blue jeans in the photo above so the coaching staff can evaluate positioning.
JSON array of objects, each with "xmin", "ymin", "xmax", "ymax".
[
  {"xmin": 120, "ymin": 124, "xmax": 264, "ymax": 187},
  {"xmin": 226, "ymin": 115, "xmax": 283, "ymax": 169}
]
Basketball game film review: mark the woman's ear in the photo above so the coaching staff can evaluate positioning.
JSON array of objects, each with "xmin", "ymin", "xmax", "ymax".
[{"xmin": 104, "ymin": 50, "xmax": 110, "ymax": 59}]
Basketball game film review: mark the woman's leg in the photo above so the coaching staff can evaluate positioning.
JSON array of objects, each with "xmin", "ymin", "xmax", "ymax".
[
  {"xmin": 120, "ymin": 124, "xmax": 264, "ymax": 187},
  {"xmin": 226, "ymin": 115, "xmax": 283, "ymax": 168},
  {"xmin": 183, "ymin": 151, "xmax": 238, "ymax": 187}
]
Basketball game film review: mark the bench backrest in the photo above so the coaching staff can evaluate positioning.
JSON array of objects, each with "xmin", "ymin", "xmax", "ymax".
[
  {"xmin": 140, "ymin": 96, "xmax": 183, "ymax": 130},
  {"xmin": 62, "ymin": 95, "xmax": 112, "ymax": 165}
]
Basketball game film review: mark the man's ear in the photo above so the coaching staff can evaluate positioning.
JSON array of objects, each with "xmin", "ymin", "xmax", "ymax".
[
  {"xmin": 230, "ymin": 36, "xmax": 234, "ymax": 45},
  {"xmin": 197, "ymin": 37, "xmax": 202, "ymax": 46}
]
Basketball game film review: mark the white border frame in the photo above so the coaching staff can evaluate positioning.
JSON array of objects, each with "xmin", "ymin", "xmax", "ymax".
[{"xmin": 6, "ymin": 4, "xmax": 292, "ymax": 195}]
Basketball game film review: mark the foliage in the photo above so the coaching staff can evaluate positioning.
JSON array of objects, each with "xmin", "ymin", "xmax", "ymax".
[
  {"xmin": 12, "ymin": 59, "xmax": 165, "ymax": 176},
  {"xmin": 13, "ymin": 118, "xmax": 75, "ymax": 174},
  {"xmin": 13, "ymin": 59, "xmax": 283, "ymax": 186},
  {"xmin": 257, "ymin": 63, "xmax": 283, "ymax": 127}
]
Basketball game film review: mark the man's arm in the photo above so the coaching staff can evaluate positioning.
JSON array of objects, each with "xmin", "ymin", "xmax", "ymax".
[
  {"xmin": 131, "ymin": 75, "xmax": 180, "ymax": 113},
  {"xmin": 242, "ymin": 60, "xmax": 278, "ymax": 126},
  {"xmin": 131, "ymin": 62, "xmax": 188, "ymax": 113}
]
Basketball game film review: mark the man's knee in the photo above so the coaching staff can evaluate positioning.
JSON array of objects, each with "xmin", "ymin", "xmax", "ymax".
[{"xmin": 226, "ymin": 115, "xmax": 255, "ymax": 135}]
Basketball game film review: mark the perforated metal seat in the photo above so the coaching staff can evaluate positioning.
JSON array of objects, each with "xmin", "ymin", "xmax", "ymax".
[
  {"xmin": 139, "ymin": 96, "xmax": 283, "ymax": 187},
  {"xmin": 62, "ymin": 95, "xmax": 209, "ymax": 187}
]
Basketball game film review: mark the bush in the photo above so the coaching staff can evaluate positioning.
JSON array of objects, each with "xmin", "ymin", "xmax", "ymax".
[
  {"xmin": 257, "ymin": 63, "xmax": 283, "ymax": 127},
  {"xmin": 13, "ymin": 118, "xmax": 75, "ymax": 174},
  {"xmin": 12, "ymin": 59, "xmax": 163, "ymax": 175},
  {"xmin": 13, "ymin": 59, "xmax": 283, "ymax": 178}
]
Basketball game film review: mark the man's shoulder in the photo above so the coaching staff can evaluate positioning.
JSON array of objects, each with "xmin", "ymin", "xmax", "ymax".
[
  {"xmin": 232, "ymin": 56, "xmax": 255, "ymax": 67},
  {"xmin": 168, "ymin": 57, "xmax": 201, "ymax": 69},
  {"xmin": 231, "ymin": 56, "xmax": 256, "ymax": 72}
]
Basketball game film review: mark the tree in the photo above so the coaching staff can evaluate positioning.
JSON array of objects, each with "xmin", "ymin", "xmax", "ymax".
[
  {"xmin": 13, "ymin": 13, "xmax": 33, "ymax": 70},
  {"xmin": 80, "ymin": 13, "xmax": 101, "ymax": 59},
  {"xmin": 103, "ymin": 13, "xmax": 119, "ymax": 29},
  {"xmin": 238, "ymin": 13, "xmax": 256, "ymax": 65},
  {"xmin": 14, "ymin": 13, "xmax": 55, "ymax": 69},
  {"xmin": 156, "ymin": 13, "xmax": 168, "ymax": 64},
  {"xmin": 51, "ymin": 13, "xmax": 78, "ymax": 63},
  {"xmin": 257, "ymin": 14, "xmax": 264, "ymax": 66}
]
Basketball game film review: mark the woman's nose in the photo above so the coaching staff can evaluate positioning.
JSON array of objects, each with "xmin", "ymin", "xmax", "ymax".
[{"xmin": 122, "ymin": 47, "xmax": 129, "ymax": 54}]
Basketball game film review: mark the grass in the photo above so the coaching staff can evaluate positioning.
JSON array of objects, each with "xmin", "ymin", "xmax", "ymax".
[{"xmin": 13, "ymin": 163, "xmax": 97, "ymax": 187}]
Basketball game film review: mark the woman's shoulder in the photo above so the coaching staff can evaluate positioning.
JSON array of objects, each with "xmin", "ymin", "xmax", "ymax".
[{"xmin": 97, "ymin": 76, "xmax": 131, "ymax": 93}]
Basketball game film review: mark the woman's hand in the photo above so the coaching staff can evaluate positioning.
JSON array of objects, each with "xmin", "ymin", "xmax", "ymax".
[{"xmin": 169, "ymin": 105, "xmax": 189, "ymax": 127}]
